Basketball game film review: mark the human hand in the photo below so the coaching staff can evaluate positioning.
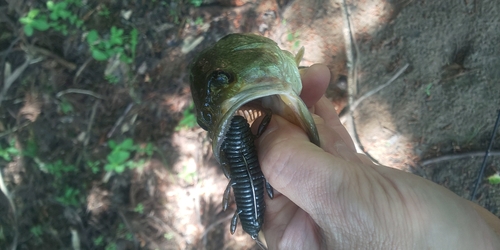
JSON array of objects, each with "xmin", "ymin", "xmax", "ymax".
[{"xmin": 255, "ymin": 64, "xmax": 500, "ymax": 249}]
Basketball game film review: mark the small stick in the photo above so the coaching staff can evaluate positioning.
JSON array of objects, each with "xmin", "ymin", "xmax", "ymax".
[
  {"xmin": 470, "ymin": 110, "xmax": 500, "ymax": 200},
  {"xmin": 107, "ymin": 103, "xmax": 134, "ymax": 138},
  {"xmin": 0, "ymin": 169, "xmax": 18, "ymax": 250},
  {"xmin": 349, "ymin": 64, "xmax": 410, "ymax": 112},
  {"xmin": 25, "ymin": 45, "xmax": 77, "ymax": 70},
  {"xmin": 75, "ymin": 101, "xmax": 99, "ymax": 168},
  {"xmin": 420, "ymin": 151, "xmax": 500, "ymax": 166},
  {"xmin": 1, "ymin": 56, "xmax": 43, "ymax": 105},
  {"xmin": 72, "ymin": 57, "xmax": 93, "ymax": 85},
  {"xmin": 56, "ymin": 88, "xmax": 104, "ymax": 99},
  {"xmin": 0, "ymin": 122, "xmax": 30, "ymax": 139},
  {"xmin": 118, "ymin": 211, "xmax": 139, "ymax": 250}
]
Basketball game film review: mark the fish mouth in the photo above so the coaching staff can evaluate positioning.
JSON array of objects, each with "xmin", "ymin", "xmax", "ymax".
[{"xmin": 211, "ymin": 81, "xmax": 320, "ymax": 163}]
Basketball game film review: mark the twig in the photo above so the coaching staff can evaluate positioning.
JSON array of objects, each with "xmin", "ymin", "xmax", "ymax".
[
  {"xmin": 75, "ymin": 101, "xmax": 99, "ymax": 168},
  {"xmin": 0, "ymin": 121, "xmax": 30, "ymax": 139},
  {"xmin": 73, "ymin": 57, "xmax": 93, "ymax": 85},
  {"xmin": 470, "ymin": 110, "xmax": 500, "ymax": 200},
  {"xmin": 0, "ymin": 169, "xmax": 18, "ymax": 250},
  {"xmin": 420, "ymin": 151, "xmax": 500, "ymax": 166},
  {"xmin": 56, "ymin": 89, "xmax": 104, "ymax": 99},
  {"xmin": 107, "ymin": 103, "xmax": 134, "ymax": 138},
  {"xmin": 1, "ymin": 56, "xmax": 43, "ymax": 105},
  {"xmin": 200, "ymin": 213, "xmax": 233, "ymax": 242},
  {"xmin": 0, "ymin": 37, "xmax": 21, "ymax": 88},
  {"xmin": 349, "ymin": 64, "xmax": 409, "ymax": 111},
  {"xmin": 118, "ymin": 211, "xmax": 139, "ymax": 250},
  {"xmin": 340, "ymin": 0, "xmax": 361, "ymax": 152},
  {"xmin": 24, "ymin": 45, "xmax": 77, "ymax": 70}
]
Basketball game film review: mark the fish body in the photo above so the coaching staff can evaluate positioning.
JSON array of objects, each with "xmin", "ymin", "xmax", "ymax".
[{"xmin": 190, "ymin": 33, "xmax": 320, "ymax": 237}]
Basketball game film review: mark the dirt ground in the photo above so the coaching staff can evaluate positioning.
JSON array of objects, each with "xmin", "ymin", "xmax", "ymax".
[{"xmin": 0, "ymin": 0, "xmax": 499, "ymax": 249}]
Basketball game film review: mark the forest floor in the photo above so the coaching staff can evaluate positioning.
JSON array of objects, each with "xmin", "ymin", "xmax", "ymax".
[{"xmin": 0, "ymin": 0, "xmax": 499, "ymax": 249}]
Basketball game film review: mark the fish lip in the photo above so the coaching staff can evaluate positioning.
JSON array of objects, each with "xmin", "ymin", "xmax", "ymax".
[{"xmin": 211, "ymin": 82, "xmax": 319, "ymax": 163}]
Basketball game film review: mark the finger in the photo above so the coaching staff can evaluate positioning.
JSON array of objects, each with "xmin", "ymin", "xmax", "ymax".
[
  {"xmin": 300, "ymin": 64, "xmax": 330, "ymax": 107},
  {"xmin": 256, "ymin": 116, "xmax": 347, "ymax": 213},
  {"xmin": 313, "ymin": 96, "xmax": 356, "ymax": 151},
  {"xmin": 312, "ymin": 114, "xmax": 363, "ymax": 163}
]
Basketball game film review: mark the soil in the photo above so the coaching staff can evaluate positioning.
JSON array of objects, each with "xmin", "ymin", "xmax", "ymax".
[{"xmin": 0, "ymin": 0, "xmax": 499, "ymax": 249}]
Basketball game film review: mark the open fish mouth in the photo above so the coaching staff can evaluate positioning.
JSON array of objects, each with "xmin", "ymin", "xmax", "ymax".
[{"xmin": 210, "ymin": 84, "xmax": 319, "ymax": 163}]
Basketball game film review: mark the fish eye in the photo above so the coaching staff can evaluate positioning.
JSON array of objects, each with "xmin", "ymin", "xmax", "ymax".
[{"xmin": 208, "ymin": 70, "xmax": 233, "ymax": 86}]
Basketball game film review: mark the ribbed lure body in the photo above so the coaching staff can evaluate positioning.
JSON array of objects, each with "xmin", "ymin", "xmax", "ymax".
[{"xmin": 221, "ymin": 115, "xmax": 269, "ymax": 238}]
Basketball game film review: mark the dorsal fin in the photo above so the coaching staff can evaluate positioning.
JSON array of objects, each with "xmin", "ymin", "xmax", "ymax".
[{"xmin": 294, "ymin": 46, "xmax": 305, "ymax": 66}]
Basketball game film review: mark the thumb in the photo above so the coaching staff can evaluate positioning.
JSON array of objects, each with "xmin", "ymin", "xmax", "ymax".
[{"xmin": 256, "ymin": 115, "xmax": 347, "ymax": 214}]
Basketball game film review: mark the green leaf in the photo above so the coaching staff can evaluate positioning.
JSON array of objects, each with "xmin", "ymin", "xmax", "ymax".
[
  {"xmin": 91, "ymin": 49, "xmax": 108, "ymax": 61},
  {"xmin": 28, "ymin": 9, "xmax": 40, "ymax": 19},
  {"xmin": 108, "ymin": 140, "xmax": 117, "ymax": 149},
  {"xmin": 31, "ymin": 19, "xmax": 50, "ymax": 31},
  {"xmin": 46, "ymin": 1, "xmax": 55, "ymax": 9},
  {"xmin": 19, "ymin": 17, "xmax": 31, "ymax": 25},
  {"xmin": 118, "ymin": 138, "xmax": 135, "ymax": 150},
  {"xmin": 113, "ymin": 164, "xmax": 125, "ymax": 173},
  {"xmin": 24, "ymin": 25, "xmax": 34, "ymax": 36},
  {"xmin": 107, "ymin": 150, "xmax": 130, "ymax": 164},
  {"xmin": 488, "ymin": 173, "xmax": 500, "ymax": 185},
  {"xmin": 87, "ymin": 30, "xmax": 99, "ymax": 44},
  {"xmin": 59, "ymin": 10, "xmax": 72, "ymax": 19}
]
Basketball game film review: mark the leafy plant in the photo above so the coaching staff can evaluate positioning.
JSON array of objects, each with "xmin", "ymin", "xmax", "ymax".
[
  {"xmin": 86, "ymin": 27, "xmax": 138, "ymax": 63},
  {"xmin": 287, "ymin": 32, "xmax": 301, "ymax": 50},
  {"xmin": 194, "ymin": 17, "xmax": 204, "ymax": 26},
  {"xmin": 488, "ymin": 173, "xmax": 500, "ymax": 185},
  {"xmin": 45, "ymin": 160, "xmax": 77, "ymax": 178},
  {"xmin": 105, "ymin": 243, "xmax": 117, "ymax": 250},
  {"xmin": 176, "ymin": 103, "xmax": 198, "ymax": 130},
  {"xmin": 105, "ymin": 74, "xmax": 120, "ymax": 84},
  {"xmin": 0, "ymin": 139, "xmax": 19, "ymax": 161},
  {"xmin": 104, "ymin": 139, "xmax": 152, "ymax": 173},
  {"xmin": 30, "ymin": 225, "xmax": 44, "ymax": 238},
  {"xmin": 93, "ymin": 236, "xmax": 104, "ymax": 246},
  {"xmin": 19, "ymin": 9, "xmax": 50, "ymax": 36},
  {"xmin": 425, "ymin": 83, "xmax": 433, "ymax": 96},
  {"xmin": 87, "ymin": 160, "xmax": 100, "ymax": 174},
  {"xmin": 98, "ymin": 5, "xmax": 111, "ymax": 17},
  {"xmin": 56, "ymin": 187, "xmax": 80, "ymax": 206},
  {"xmin": 59, "ymin": 99, "xmax": 74, "ymax": 114},
  {"xmin": 134, "ymin": 203, "xmax": 144, "ymax": 214},
  {"xmin": 190, "ymin": 0, "xmax": 203, "ymax": 7}
]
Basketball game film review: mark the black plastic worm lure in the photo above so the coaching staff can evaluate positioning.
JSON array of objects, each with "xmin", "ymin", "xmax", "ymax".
[{"xmin": 221, "ymin": 115, "xmax": 273, "ymax": 239}]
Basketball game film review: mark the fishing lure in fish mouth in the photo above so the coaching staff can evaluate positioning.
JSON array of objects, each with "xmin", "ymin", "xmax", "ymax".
[{"xmin": 189, "ymin": 33, "xmax": 320, "ymax": 238}]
